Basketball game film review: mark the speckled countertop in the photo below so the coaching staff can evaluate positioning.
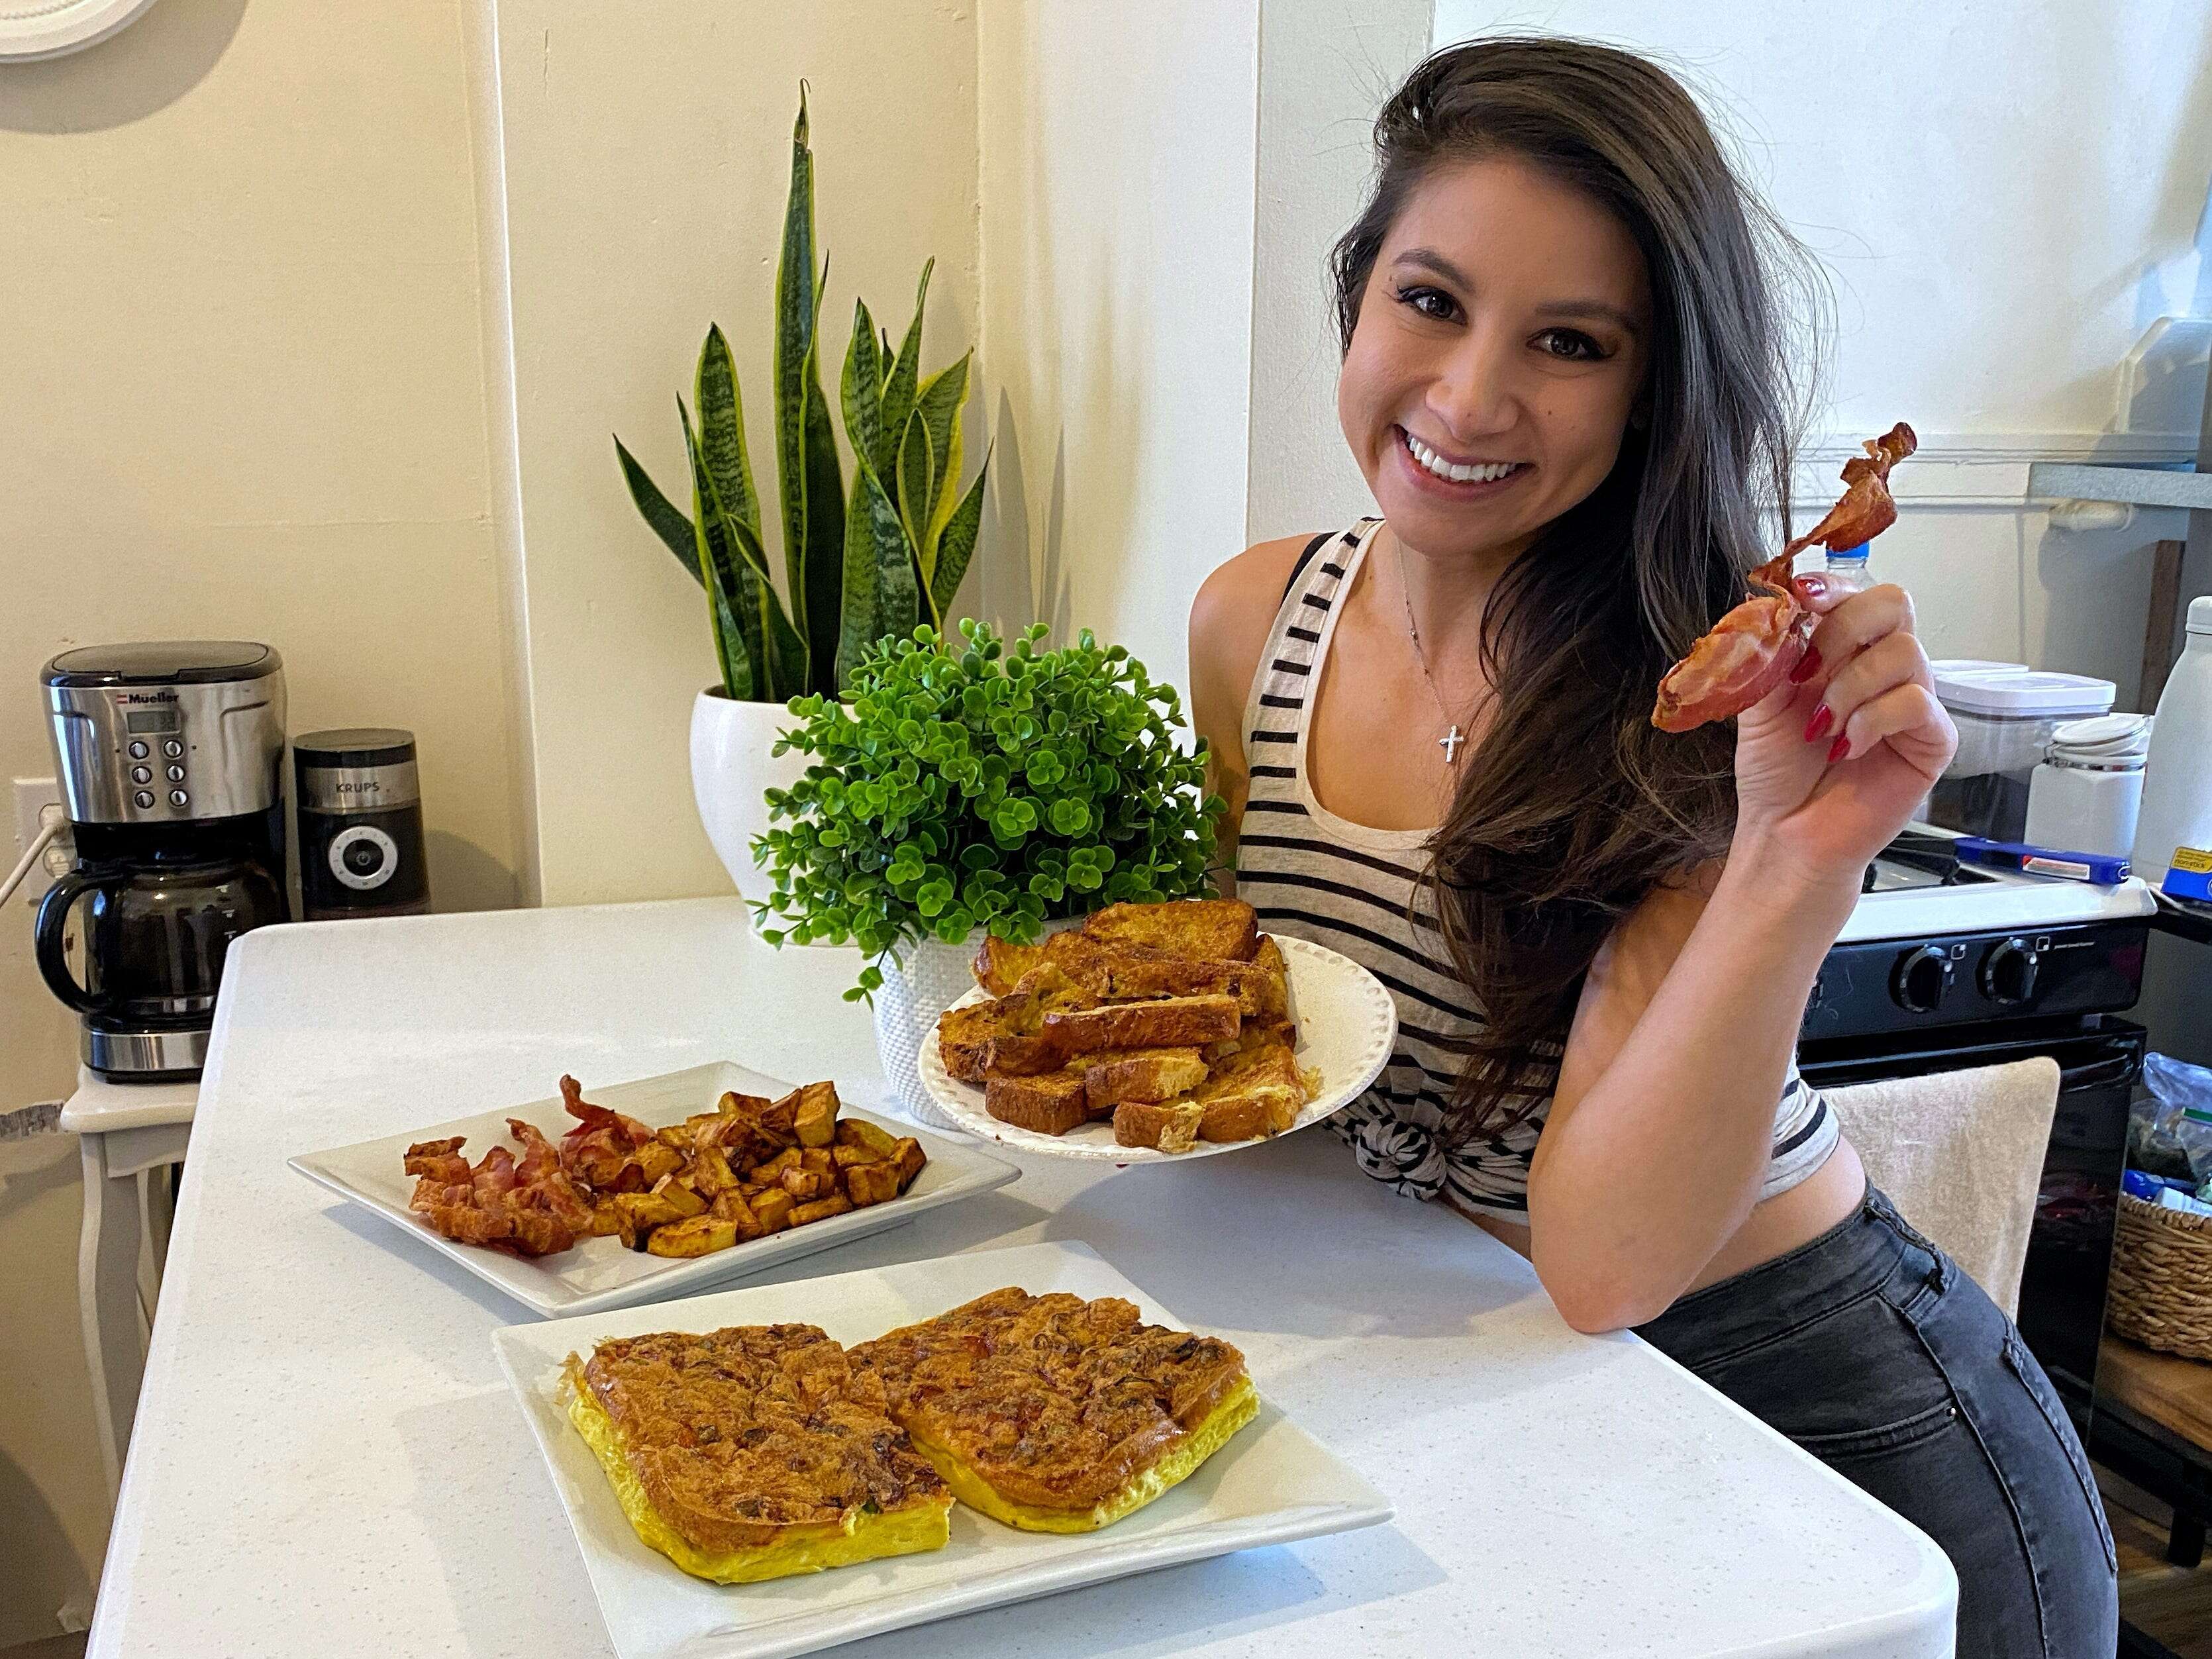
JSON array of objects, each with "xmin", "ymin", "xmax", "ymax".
[{"xmin": 87, "ymin": 897, "xmax": 1955, "ymax": 1657}]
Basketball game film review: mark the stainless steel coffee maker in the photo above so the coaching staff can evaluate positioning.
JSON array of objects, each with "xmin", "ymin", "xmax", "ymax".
[{"xmin": 36, "ymin": 642, "xmax": 289, "ymax": 1080}]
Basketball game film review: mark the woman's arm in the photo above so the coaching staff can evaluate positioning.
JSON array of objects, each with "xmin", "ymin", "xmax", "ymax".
[
  {"xmin": 1529, "ymin": 581, "xmax": 1957, "ymax": 1332},
  {"xmin": 1187, "ymin": 536, "xmax": 1313, "ymax": 897}
]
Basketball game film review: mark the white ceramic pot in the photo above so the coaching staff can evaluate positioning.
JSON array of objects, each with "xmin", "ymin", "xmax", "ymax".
[
  {"xmin": 871, "ymin": 915, "xmax": 1085, "ymax": 1129},
  {"xmin": 688, "ymin": 689, "xmax": 811, "ymax": 899}
]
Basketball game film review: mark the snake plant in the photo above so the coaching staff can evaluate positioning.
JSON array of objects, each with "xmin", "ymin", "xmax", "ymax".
[{"xmin": 614, "ymin": 86, "xmax": 986, "ymax": 701}]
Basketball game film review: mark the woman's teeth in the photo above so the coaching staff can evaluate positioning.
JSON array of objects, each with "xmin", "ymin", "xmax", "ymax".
[{"xmin": 1403, "ymin": 431, "xmax": 1521, "ymax": 485}]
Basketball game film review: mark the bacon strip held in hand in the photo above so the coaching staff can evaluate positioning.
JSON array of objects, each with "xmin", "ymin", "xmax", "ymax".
[{"xmin": 1651, "ymin": 423, "xmax": 1917, "ymax": 733}]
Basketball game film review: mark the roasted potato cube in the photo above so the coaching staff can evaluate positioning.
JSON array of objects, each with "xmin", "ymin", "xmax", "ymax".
[
  {"xmin": 708, "ymin": 1189, "xmax": 767, "ymax": 1240},
  {"xmin": 645, "ymin": 1215, "xmax": 740, "ymax": 1257},
  {"xmin": 751, "ymin": 1148, "xmax": 801, "ymax": 1181},
  {"xmin": 831, "ymin": 1142, "xmax": 881, "ymax": 1170},
  {"xmin": 779, "ymin": 1166, "xmax": 832, "ymax": 1201},
  {"xmin": 789, "ymin": 1193, "xmax": 852, "ymax": 1226},
  {"xmin": 794, "ymin": 1081, "xmax": 840, "ymax": 1147},
  {"xmin": 799, "ymin": 1147, "xmax": 835, "ymax": 1176},
  {"xmin": 750, "ymin": 1189, "xmax": 795, "ymax": 1233},
  {"xmin": 609, "ymin": 1161, "xmax": 648, "ymax": 1195},
  {"xmin": 654, "ymin": 1122, "xmax": 692, "ymax": 1150},
  {"xmin": 615, "ymin": 1191, "xmax": 685, "ymax": 1231},
  {"xmin": 718, "ymin": 1089, "xmax": 774, "ymax": 1117},
  {"xmin": 760, "ymin": 1089, "xmax": 802, "ymax": 1146},
  {"xmin": 632, "ymin": 1142, "xmax": 684, "ymax": 1185},
  {"xmin": 834, "ymin": 1118, "xmax": 901, "ymax": 1159},
  {"xmin": 584, "ymin": 1199, "xmax": 625, "ymax": 1238},
  {"xmin": 652, "ymin": 1174, "xmax": 707, "ymax": 1218},
  {"xmin": 844, "ymin": 1162, "xmax": 902, "ymax": 1207},
  {"xmin": 685, "ymin": 1144, "xmax": 738, "ymax": 1195},
  {"xmin": 892, "ymin": 1137, "xmax": 926, "ymax": 1189}
]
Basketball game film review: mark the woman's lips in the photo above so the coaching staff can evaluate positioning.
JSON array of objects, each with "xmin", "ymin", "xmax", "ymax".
[{"xmin": 1393, "ymin": 426, "xmax": 1531, "ymax": 497}]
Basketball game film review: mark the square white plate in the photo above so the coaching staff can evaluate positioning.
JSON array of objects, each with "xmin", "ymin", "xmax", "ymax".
[
  {"xmin": 493, "ymin": 1240, "xmax": 1394, "ymax": 1659},
  {"xmin": 291, "ymin": 1061, "xmax": 1019, "ymax": 1319}
]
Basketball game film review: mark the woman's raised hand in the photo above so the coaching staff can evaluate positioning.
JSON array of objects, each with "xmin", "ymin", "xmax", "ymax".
[{"xmin": 1729, "ymin": 576, "xmax": 1958, "ymax": 889}]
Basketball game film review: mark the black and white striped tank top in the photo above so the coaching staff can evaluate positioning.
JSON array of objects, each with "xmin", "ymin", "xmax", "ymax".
[{"xmin": 1234, "ymin": 518, "xmax": 1838, "ymax": 1221}]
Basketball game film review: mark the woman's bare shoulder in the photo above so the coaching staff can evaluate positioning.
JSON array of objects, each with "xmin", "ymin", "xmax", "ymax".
[{"xmin": 1189, "ymin": 534, "xmax": 1321, "ymax": 672}]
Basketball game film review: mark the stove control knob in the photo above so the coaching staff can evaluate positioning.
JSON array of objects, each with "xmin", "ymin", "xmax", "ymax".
[
  {"xmin": 1978, "ymin": 937, "xmax": 2039, "ymax": 1006},
  {"xmin": 1889, "ymin": 944, "xmax": 1952, "ymax": 1014}
]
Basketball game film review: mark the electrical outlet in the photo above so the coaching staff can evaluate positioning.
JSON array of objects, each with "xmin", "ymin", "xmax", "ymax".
[{"xmin": 12, "ymin": 777, "xmax": 70, "ymax": 902}]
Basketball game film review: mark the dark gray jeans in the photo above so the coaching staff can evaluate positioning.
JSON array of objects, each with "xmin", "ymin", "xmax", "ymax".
[{"xmin": 1636, "ymin": 1186, "xmax": 2119, "ymax": 1658}]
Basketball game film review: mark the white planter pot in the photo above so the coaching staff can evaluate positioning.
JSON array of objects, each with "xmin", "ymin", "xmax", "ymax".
[
  {"xmin": 688, "ymin": 689, "xmax": 811, "ymax": 899},
  {"xmin": 872, "ymin": 915, "xmax": 1085, "ymax": 1129}
]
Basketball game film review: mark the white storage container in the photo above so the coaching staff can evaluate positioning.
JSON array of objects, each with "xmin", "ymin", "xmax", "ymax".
[
  {"xmin": 1928, "ymin": 661, "xmax": 2117, "ymax": 842},
  {"xmin": 2023, "ymin": 713, "xmax": 2149, "ymax": 858},
  {"xmin": 2133, "ymin": 596, "xmax": 2212, "ymax": 888}
]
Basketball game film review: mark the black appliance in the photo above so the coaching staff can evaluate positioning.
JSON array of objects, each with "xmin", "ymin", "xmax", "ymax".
[
  {"xmin": 1799, "ymin": 829, "xmax": 2151, "ymax": 1425},
  {"xmin": 36, "ymin": 642, "xmax": 290, "ymax": 1080},
  {"xmin": 293, "ymin": 728, "xmax": 430, "ymax": 921}
]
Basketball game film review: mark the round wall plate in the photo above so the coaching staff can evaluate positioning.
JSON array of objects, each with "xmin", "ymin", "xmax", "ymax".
[{"xmin": 0, "ymin": 0, "xmax": 158, "ymax": 62}]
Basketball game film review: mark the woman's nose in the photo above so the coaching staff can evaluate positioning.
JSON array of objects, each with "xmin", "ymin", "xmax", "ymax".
[{"xmin": 1426, "ymin": 330, "xmax": 1520, "ymax": 442}]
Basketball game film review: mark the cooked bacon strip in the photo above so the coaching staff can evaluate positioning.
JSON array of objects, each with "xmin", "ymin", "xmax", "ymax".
[
  {"xmin": 405, "ymin": 1114, "xmax": 597, "ymax": 1258},
  {"xmin": 1784, "ymin": 423, "xmax": 1916, "ymax": 556},
  {"xmin": 403, "ymin": 1136, "xmax": 472, "ymax": 1185},
  {"xmin": 1652, "ymin": 423, "xmax": 1915, "ymax": 733},
  {"xmin": 558, "ymin": 1073, "xmax": 654, "ymax": 1188}
]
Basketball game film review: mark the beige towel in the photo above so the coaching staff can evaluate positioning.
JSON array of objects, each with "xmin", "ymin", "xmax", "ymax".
[{"xmin": 1825, "ymin": 1056, "xmax": 2061, "ymax": 1319}]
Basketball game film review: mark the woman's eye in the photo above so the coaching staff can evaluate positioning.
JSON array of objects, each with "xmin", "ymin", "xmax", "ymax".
[
  {"xmin": 1534, "ymin": 328, "xmax": 1606, "ymax": 362},
  {"xmin": 1395, "ymin": 284, "xmax": 1460, "ymax": 323}
]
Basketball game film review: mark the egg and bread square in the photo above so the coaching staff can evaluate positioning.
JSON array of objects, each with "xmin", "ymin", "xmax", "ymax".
[
  {"xmin": 564, "ymin": 1323, "xmax": 952, "ymax": 1583},
  {"xmin": 849, "ymin": 1287, "xmax": 1258, "ymax": 1532}
]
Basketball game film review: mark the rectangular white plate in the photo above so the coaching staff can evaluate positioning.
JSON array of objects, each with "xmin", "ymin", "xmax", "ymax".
[
  {"xmin": 291, "ymin": 1061, "xmax": 1019, "ymax": 1319},
  {"xmin": 493, "ymin": 1240, "xmax": 1394, "ymax": 1659}
]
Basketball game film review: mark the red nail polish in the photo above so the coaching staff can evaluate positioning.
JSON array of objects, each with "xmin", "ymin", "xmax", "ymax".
[
  {"xmin": 1788, "ymin": 646, "xmax": 1823, "ymax": 685},
  {"xmin": 1803, "ymin": 705, "xmax": 1833, "ymax": 742},
  {"xmin": 1827, "ymin": 736, "xmax": 1851, "ymax": 763}
]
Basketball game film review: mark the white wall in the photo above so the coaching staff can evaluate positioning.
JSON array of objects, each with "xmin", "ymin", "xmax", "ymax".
[
  {"xmin": 0, "ymin": 0, "xmax": 522, "ymax": 1638},
  {"xmin": 976, "ymin": 0, "xmax": 1262, "ymax": 693},
  {"xmin": 485, "ymin": 1, "xmax": 981, "ymax": 905},
  {"xmin": 1248, "ymin": 0, "xmax": 1434, "ymax": 544}
]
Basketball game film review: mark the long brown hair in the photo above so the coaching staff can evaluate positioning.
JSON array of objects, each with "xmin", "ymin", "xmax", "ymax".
[{"xmin": 1330, "ymin": 38, "xmax": 1827, "ymax": 1139}]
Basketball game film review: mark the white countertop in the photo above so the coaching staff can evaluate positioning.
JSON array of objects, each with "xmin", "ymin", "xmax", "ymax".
[{"xmin": 89, "ymin": 897, "xmax": 1956, "ymax": 1658}]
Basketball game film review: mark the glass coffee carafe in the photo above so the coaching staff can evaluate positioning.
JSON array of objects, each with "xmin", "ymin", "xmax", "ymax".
[{"xmin": 35, "ymin": 850, "xmax": 286, "ymax": 1076}]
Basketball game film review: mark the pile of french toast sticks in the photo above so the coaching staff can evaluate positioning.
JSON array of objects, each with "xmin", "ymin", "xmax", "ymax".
[{"xmin": 934, "ymin": 898, "xmax": 1315, "ymax": 1152}]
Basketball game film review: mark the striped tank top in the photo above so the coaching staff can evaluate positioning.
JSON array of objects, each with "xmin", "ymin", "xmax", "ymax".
[{"xmin": 1233, "ymin": 518, "xmax": 1839, "ymax": 1221}]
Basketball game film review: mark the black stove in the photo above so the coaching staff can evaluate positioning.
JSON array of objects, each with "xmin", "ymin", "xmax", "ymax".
[{"xmin": 1800, "ymin": 829, "xmax": 2156, "ymax": 1414}]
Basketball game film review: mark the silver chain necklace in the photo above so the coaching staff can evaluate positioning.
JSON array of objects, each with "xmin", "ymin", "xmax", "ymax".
[{"xmin": 1396, "ymin": 540, "xmax": 1467, "ymax": 764}]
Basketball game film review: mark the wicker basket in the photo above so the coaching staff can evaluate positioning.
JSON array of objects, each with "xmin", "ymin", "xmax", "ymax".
[{"xmin": 2107, "ymin": 1191, "xmax": 2212, "ymax": 1360}]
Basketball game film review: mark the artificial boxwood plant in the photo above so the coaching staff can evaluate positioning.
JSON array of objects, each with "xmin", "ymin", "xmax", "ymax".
[{"xmin": 753, "ymin": 620, "xmax": 1225, "ymax": 997}]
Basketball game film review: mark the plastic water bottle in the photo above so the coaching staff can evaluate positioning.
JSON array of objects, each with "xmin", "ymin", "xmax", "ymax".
[
  {"xmin": 2133, "ymin": 595, "xmax": 2212, "ymax": 893},
  {"xmin": 1821, "ymin": 540, "xmax": 1872, "ymax": 597}
]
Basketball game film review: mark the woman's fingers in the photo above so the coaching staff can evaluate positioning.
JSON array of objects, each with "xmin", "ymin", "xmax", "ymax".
[
  {"xmin": 1829, "ymin": 681, "xmax": 1956, "ymax": 776},
  {"xmin": 1802, "ymin": 579, "xmax": 1917, "ymax": 654},
  {"xmin": 1801, "ymin": 631, "xmax": 1933, "ymax": 748}
]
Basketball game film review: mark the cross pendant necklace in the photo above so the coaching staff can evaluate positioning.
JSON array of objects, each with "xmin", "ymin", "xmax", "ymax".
[{"xmin": 1397, "ymin": 540, "xmax": 1466, "ymax": 765}]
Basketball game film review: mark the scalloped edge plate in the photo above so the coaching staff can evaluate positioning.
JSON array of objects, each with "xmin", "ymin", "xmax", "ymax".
[{"xmin": 917, "ymin": 934, "xmax": 1397, "ymax": 1162}]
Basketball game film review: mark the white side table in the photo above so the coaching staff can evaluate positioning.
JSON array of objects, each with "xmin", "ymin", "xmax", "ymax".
[{"xmin": 57, "ymin": 1067, "xmax": 197, "ymax": 1497}]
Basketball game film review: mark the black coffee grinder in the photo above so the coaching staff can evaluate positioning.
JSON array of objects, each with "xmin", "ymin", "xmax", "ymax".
[{"xmin": 36, "ymin": 642, "xmax": 289, "ymax": 1081}]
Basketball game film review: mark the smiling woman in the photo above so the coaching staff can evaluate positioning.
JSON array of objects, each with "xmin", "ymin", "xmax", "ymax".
[{"xmin": 1187, "ymin": 36, "xmax": 2116, "ymax": 1658}]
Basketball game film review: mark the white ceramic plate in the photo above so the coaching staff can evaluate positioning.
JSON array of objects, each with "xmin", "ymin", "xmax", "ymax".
[
  {"xmin": 291, "ymin": 1061, "xmax": 1018, "ymax": 1319},
  {"xmin": 493, "ymin": 1240, "xmax": 1393, "ymax": 1659},
  {"xmin": 916, "ymin": 933, "xmax": 1397, "ymax": 1162}
]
